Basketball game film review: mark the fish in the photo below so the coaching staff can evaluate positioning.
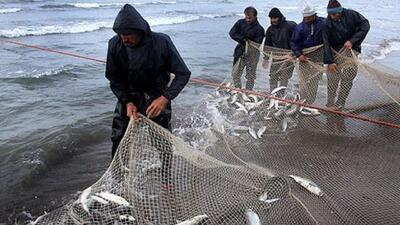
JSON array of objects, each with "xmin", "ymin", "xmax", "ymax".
[
  {"xmin": 95, "ymin": 192, "xmax": 130, "ymax": 206},
  {"xmin": 274, "ymin": 109, "xmax": 285, "ymax": 118},
  {"xmin": 290, "ymin": 175, "xmax": 323, "ymax": 196},
  {"xmin": 264, "ymin": 111, "xmax": 272, "ymax": 120},
  {"xmin": 249, "ymin": 111, "xmax": 256, "ymax": 116},
  {"xmin": 235, "ymin": 102, "xmax": 249, "ymax": 114},
  {"xmin": 274, "ymin": 99, "xmax": 280, "ymax": 110},
  {"xmin": 282, "ymin": 117, "xmax": 289, "ymax": 132},
  {"xmin": 245, "ymin": 102, "xmax": 257, "ymax": 110},
  {"xmin": 249, "ymin": 128, "xmax": 258, "ymax": 139},
  {"xmin": 249, "ymin": 95, "xmax": 259, "ymax": 103},
  {"xmin": 259, "ymin": 192, "xmax": 280, "ymax": 204},
  {"xmin": 242, "ymin": 93, "xmax": 251, "ymax": 102},
  {"xmin": 303, "ymin": 107, "xmax": 321, "ymax": 116},
  {"xmin": 245, "ymin": 209, "xmax": 261, "ymax": 225},
  {"xmin": 176, "ymin": 215, "xmax": 209, "ymax": 225},
  {"xmin": 80, "ymin": 187, "xmax": 92, "ymax": 213},
  {"xmin": 230, "ymin": 93, "xmax": 238, "ymax": 104},
  {"xmin": 29, "ymin": 214, "xmax": 46, "ymax": 225},
  {"xmin": 271, "ymin": 86, "xmax": 286, "ymax": 95},
  {"xmin": 267, "ymin": 99, "xmax": 275, "ymax": 110},
  {"xmin": 91, "ymin": 195, "xmax": 109, "ymax": 205},
  {"xmin": 257, "ymin": 126, "xmax": 267, "ymax": 138},
  {"xmin": 119, "ymin": 215, "xmax": 135, "ymax": 222}
]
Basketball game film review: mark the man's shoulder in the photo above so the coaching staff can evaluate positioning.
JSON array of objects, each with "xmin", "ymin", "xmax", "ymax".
[
  {"xmin": 108, "ymin": 35, "xmax": 121, "ymax": 45},
  {"xmin": 152, "ymin": 32, "xmax": 173, "ymax": 45}
]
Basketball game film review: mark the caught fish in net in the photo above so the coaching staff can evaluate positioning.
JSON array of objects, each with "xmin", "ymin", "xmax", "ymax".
[{"xmin": 30, "ymin": 41, "xmax": 400, "ymax": 225}]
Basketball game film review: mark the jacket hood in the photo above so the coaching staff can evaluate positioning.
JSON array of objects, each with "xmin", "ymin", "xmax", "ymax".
[{"xmin": 113, "ymin": 4, "xmax": 151, "ymax": 35}]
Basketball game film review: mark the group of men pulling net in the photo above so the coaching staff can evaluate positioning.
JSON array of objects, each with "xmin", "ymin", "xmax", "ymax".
[{"xmin": 29, "ymin": 1, "xmax": 400, "ymax": 225}]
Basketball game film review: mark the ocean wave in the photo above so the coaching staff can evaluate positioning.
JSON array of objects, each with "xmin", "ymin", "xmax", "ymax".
[
  {"xmin": 40, "ymin": 1, "xmax": 176, "ymax": 9},
  {"xmin": 361, "ymin": 39, "xmax": 400, "ymax": 63},
  {"xmin": 0, "ymin": 8, "xmax": 22, "ymax": 14},
  {"xmin": 0, "ymin": 15, "xmax": 200, "ymax": 37},
  {"xmin": 2, "ymin": 65, "xmax": 75, "ymax": 81}
]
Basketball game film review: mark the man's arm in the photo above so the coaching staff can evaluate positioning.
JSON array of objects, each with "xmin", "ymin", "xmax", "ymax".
[
  {"xmin": 322, "ymin": 23, "xmax": 334, "ymax": 65},
  {"xmin": 105, "ymin": 39, "xmax": 130, "ymax": 105},
  {"xmin": 254, "ymin": 26, "xmax": 265, "ymax": 44},
  {"xmin": 229, "ymin": 20, "xmax": 245, "ymax": 45},
  {"xmin": 163, "ymin": 36, "xmax": 191, "ymax": 101},
  {"xmin": 349, "ymin": 10, "xmax": 370, "ymax": 47},
  {"xmin": 290, "ymin": 25, "xmax": 304, "ymax": 57}
]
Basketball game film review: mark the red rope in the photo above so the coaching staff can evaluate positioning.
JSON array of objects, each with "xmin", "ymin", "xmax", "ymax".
[{"xmin": 1, "ymin": 38, "xmax": 399, "ymax": 129}]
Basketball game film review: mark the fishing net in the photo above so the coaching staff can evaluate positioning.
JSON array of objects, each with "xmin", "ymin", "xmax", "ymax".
[{"xmin": 31, "ymin": 41, "xmax": 400, "ymax": 225}]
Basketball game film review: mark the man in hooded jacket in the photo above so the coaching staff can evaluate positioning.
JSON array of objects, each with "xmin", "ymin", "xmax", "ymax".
[
  {"xmin": 263, "ymin": 8, "xmax": 297, "ymax": 95},
  {"xmin": 106, "ymin": 4, "xmax": 191, "ymax": 158},
  {"xmin": 323, "ymin": 0, "xmax": 370, "ymax": 110},
  {"xmin": 229, "ymin": 6, "xmax": 265, "ymax": 90}
]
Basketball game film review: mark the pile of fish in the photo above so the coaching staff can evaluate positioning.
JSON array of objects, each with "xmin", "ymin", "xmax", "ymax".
[{"xmin": 210, "ymin": 83, "xmax": 321, "ymax": 139}]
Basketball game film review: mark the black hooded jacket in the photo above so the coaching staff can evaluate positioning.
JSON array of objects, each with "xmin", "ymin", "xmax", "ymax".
[
  {"xmin": 265, "ymin": 17, "xmax": 297, "ymax": 50},
  {"xmin": 229, "ymin": 19, "xmax": 265, "ymax": 58},
  {"xmin": 323, "ymin": 8, "xmax": 370, "ymax": 64},
  {"xmin": 105, "ymin": 4, "xmax": 191, "ymax": 104}
]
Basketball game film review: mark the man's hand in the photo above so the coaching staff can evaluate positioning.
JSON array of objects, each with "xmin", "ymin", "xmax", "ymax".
[
  {"xmin": 328, "ymin": 63, "xmax": 338, "ymax": 74},
  {"xmin": 146, "ymin": 96, "xmax": 169, "ymax": 118},
  {"xmin": 262, "ymin": 59, "xmax": 269, "ymax": 69},
  {"xmin": 298, "ymin": 55, "xmax": 308, "ymax": 63},
  {"xmin": 126, "ymin": 102, "xmax": 139, "ymax": 120},
  {"xmin": 344, "ymin": 40, "xmax": 353, "ymax": 50}
]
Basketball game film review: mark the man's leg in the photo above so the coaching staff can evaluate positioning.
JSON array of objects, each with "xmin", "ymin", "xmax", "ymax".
[
  {"xmin": 269, "ymin": 63, "xmax": 280, "ymax": 93},
  {"xmin": 111, "ymin": 101, "xmax": 130, "ymax": 158},
  {"xmin": 245, "ymin": 53, "xmax": 259, "ymax": 90},
  {"xmin": 336, "ymin": 64, "xmax": 358, "ymax": 108},
  {"xmin": 232, "ymin": 56, "xmax": 244, "ymax": 89},
  {"xmin": 327, "ymin": 71, "xmax": 341, "ymax": 107}
]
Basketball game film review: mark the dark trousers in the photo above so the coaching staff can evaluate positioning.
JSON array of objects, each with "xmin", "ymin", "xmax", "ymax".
[
  {"xmin": 298, "ymin": 52, "xmax": 323, "ymax": 104},
  {"xmin": 269, "ymin": 60, "xmax": 294, "ymax": 96},
  {"xmin": 232, "ymin": 51, "xmax": 260, "ymax": 90},
  {"xmin": 327, "ymin": 64, "xmax": 358, "ymax": 108}
]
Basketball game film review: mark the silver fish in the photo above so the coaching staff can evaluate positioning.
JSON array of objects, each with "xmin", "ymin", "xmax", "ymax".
[
  {"xmin": 242, "ymin": 93, "xmax": 251, "ymax": 102},
  {"xmin": 235, "ymin": 102, "xmax": 248, "ymax": 114},
  {"xmin": 95, "ymin": 192, "xmax": 130, "ymax": 206},
  {"xmin": 259, "ymin": 192, "xmax": 280, "ymax": 204},
  {"xmin": 274, "ymin": 109, "xmax": 285, "ymax": 118},
  {"xmin": 290, "ymin": 175, "xmax": 323, "ymax": 196},
  {"xmin": 271, "ymin": 86, "xmax": 287, "ymax": 95},
  {"xmin": 245, "ymin": 102, "xmax": 257, "ymax": 110},
  {"xmin": 91, "ymin": 195, "xmax": 109, "ymax": 205},
  {"xmin": 249, "ymin": 111, "xmax": 256, "ymax": 116},
  {"xmin": 245, "ymin": 209, "xmax": 261, "ymax": 225},
  {"xmin": 274, "ymin": 99, "xmax": 280, "ymax": 110},
  {"xmin": 303, "ymin": 107, "xmax": 321, "ymax": 116},
  {"xmin": 282, "ymin": 117, "xmax": 289, "ymax": 132},
  {"xmin": 177, "ymin": 215, "xmax": 209, "ymax": 225},
  {"xmin": 119, "ymin": 215, "xmax": 135, "ymax": 222},
  {"xmin": 267, "ymin": 99, "xmax": 275, "ymax": 110},
  {"xmin": 80, "ymin": 187, "xmax": 92, "ymax": 213},
  {"xmin": 257, "ymin": 126, "xmax": 267, "ymax": 138},
  {"xmin": 248, "ymin": 128, "xmax": 258, "ymax": 139}
]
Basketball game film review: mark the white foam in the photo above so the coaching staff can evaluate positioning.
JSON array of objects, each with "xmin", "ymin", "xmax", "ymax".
[
  {"xmin": 361, "ymin": 39, "xmax": 400, "ymax": 63},
  {"xmin": 0, "ymin": 14, "xmax": 199, "ymax": 38},
  {"xmin": 0, "ymin": 8, "xmax": 22, "ymax": 14}
]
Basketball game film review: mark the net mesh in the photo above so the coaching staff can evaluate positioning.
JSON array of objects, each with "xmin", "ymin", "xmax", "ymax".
[{"xmin": 31, "ymin": 41, "xmax": 400, "ymax": 225}]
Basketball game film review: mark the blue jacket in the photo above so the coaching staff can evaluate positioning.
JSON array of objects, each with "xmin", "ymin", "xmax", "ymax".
[{"xmin": 290, "ymin": 16, "xmax": 326, "ymax": 57}]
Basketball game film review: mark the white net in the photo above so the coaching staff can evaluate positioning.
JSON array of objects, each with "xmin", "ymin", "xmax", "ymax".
[{"xmin": 31, "ymin": 41, "xmax": 400, "ymax": 225}]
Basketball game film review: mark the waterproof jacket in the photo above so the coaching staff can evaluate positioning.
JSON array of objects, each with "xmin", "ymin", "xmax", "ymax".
[
  {"xmin": 229, "ymin": 19, "xmax": 265, "ymax": 58},
  {"xmin": 105, "ymin": 4, "xmax": 191, "ymax": 104},
  {"xmin": 323, "ymin": 8, "xmax": 370, "ymax": 64},
  {"xmin": 265, "ymin": 17, "xmax": 297, "ymax": 50},
  {"xmin": 290, "ymin": 16, "xmax": 326, "ymax": 57}
]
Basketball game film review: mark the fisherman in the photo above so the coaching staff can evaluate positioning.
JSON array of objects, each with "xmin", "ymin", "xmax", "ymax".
[
  {"xmin": 105, "ymin": 4, "xmax": 191, "ymax": 158},
  {"xmin": 323, "ymin": 0, "xmax": 370, "ymax": 110},
  {"xmin": 290, "ymin": 4, "xmax": 326, "ymax": 104},
  {"xmin": 229, "ymin": 6, "xmax": 265, "ymax": 90},
  {"xmin": 263, "ymin": 8, "xmax": 297, "ymax": 95}
]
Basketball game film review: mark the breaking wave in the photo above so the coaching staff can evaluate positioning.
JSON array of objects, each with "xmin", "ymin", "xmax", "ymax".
[
  {"xmin": 40, "ymin": 1, "xmax": 177, "ymax": 9},
  {"xmin": 361, "ymin": 39, "xmax": 400, "ymax": 63},
  {"xmin": 0, "ymin": 8, "xmax": 22, "ymax": 14},
  {"xmin": 0, "ymin": 15, "xmax": 200, "ymax": 37}
]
